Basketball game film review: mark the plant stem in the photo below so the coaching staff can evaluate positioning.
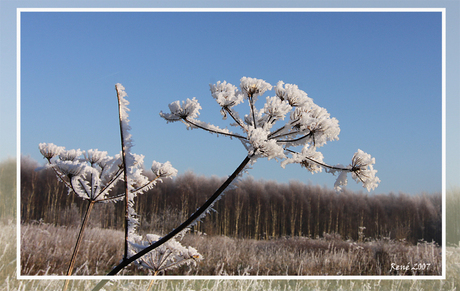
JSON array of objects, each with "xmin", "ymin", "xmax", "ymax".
[
  {"xmin": 223, "ymin": 106, "xmax": 247, "ymax": 132},
  {"xmin": 116, "ymin": 85, "xmax": 130, "ymax": 260},
  {"xmin": 249, "ymin": 95, "xmax": 257, "ymax": 129},
  {"xmin": 183, "ymin": 117, "xmax": 246, "ymax": 140},
  {"xmin": 147, "ymin": 271, "xmax": 159, "ymax": 291},
  {"xmin": 62, "ymin": 200, "xmax": 95, "ymax": 291},
  {"xmin": 91, "ymin": 155, "xmax": 252, "ymax": 291}
]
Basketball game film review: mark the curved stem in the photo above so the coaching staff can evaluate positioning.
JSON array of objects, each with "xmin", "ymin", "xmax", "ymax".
[
  {"xmin": 48, "ymin": 163, "xmax": 72, "ymax": 189},
  {"xmin": 91, "ymin": 155, "xmax": 252, "ymax": 291},
  {"xmin": 62, "ymin": 200, "xmax": 95, "ymax": 291}
]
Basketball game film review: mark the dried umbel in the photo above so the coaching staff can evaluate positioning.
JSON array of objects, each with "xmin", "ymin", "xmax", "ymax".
[{"xmin": 161, "ymin": 76, "xmax": 380, "ymax": 192}]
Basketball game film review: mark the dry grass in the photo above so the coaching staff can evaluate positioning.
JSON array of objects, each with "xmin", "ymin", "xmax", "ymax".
[
  {"xmin": 180, "ymin": 232, "xmax": 441, "ymax": 276},
  {"xmin": 20, "ymin": 222, "xmax": 143, "ymax": 276},
  {"xmin": 20, "ymin": 222, "xmax": 441, "ymax": 277},
  {"xmin": 0, "ymin": 219, "xmax": 455, "ymax": 290}
]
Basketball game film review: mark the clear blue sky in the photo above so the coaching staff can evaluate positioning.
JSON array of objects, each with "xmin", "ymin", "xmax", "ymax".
[
  {"xmin": 17, "ymin": 9, "xmax": 444, "ymax": 195},
  {"xmin": 0, "ymin": 1, "xmax": 456, "ymax": 196}
]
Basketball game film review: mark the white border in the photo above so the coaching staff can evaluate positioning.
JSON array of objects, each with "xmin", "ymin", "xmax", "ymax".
[{"xmin": 16, "ymin": 7, "xmax": 447, "ymax": 281}]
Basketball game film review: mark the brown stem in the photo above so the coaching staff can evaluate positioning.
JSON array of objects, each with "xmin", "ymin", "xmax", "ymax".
[{"xmin": 62, "ymin": 200, "xmax": 95, "ymax": 291}]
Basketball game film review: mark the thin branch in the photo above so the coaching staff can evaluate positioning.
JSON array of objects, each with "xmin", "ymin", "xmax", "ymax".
[
  {"xmin": 284, "ymin": 148, "xmax": 352, "ymax": 172},
  {"xmin": 183, "ymin": 117, "xmax": 247, "ymax": 140},
  {"xmin": 131, "ymin": 176, "xmax": 161, "ymax": 195},
  {"xmin": 62, "ymin": 200, "xmax": 95, "ymax": 291},
  {"xmin": 93, "ymin": 168, "xmax": 124, "ymax": 201},
  {"xmin": 48, "ymin": 164, "xmax": 73, "ymax": 189},
  {"xmin": 274, "ymin": 132, "xmax": 312, "ymax": 144},
  {"xmin": 249, "ymin": 95, "xmax": 257, "ymax": 129},
  {"xmin": 100, "ymin": 193, "xmax": 125, "ymax": 203},
  {"xmin": 222, "ymin": 106, "xmax": 248, "ymax": 132},
  {"xmin": 77, "ymin": 178, "xmax": 92, "ymax": 199},
  {"xmin": 267, "ymin": 117, "xmax": 300, "ymax": 139}
]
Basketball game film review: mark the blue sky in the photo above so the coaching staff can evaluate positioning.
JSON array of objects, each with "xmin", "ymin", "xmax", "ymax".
[
  {"xmin": 0, "ymin": 1, "xmax": 457, "ymax": 197},
  {"xmin": 16, "ymin": 9, "xmax": 444, "ymax": 195}
]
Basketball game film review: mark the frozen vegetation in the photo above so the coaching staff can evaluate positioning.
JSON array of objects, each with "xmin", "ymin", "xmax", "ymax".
[{"xmin": 13, "ymin": 77, "xmax": 447, "ymax": 290}]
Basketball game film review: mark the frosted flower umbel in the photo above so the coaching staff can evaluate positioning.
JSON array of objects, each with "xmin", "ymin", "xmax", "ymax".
[
  {"xmin": 350, "ymin": 149, "xmax": 380, "ymax": 191},
  {"xmin": 39, "ymin": 143, "xmax": 65, "ymax": 160},
  {"xmin": 130, "ymin": 234, "xmax": 202, "ymax": 275},
  {"xmin": 161, "ymin": 77, "xmax": 379, "ymax": 192},
  {"xmin": 240, "ymin": 76, "xmax": 272, "ymax": 100}
]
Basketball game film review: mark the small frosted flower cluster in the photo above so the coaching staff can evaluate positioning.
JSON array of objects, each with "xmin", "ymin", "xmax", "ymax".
[
  {"xmin": 130, "ymin": 234, "xmax": 202, "ymax": 275},
  {"xmin": 160, "ymin": 98, "xmax": 202, "ymax": 123},
  {"xmin": 161, "ymin": 77, "xmax": 379, "ymax": 192},
  {"xmin": 350, "ymin": 149, "xmax": 380, "ymax": 191},
  {"xmin": 38, "ymin": 143, "xmax": 177, "ymax": 202},
  {"xmin": 151, "ymin": 161, "xmax": 178, "ymax": 181}
]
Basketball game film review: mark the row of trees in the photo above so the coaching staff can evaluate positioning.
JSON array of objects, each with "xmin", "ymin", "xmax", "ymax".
[{"xmin": 20, "ymin": 156, "xmax": 442, "ymax": 244}]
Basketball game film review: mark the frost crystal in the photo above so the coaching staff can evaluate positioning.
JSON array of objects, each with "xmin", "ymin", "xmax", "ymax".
[
  {"xmin": 151, "ymin": 161, "xmax": 178, "ymax": 179},
  {"xmin": 333, "ymin": 170, "xmax": 349, "ymax": 192}
]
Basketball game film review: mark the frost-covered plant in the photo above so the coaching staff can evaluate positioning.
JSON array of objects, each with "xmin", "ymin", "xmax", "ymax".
[
  {"xmin": 38, "ymin": 85, "xmax": 200, "ymax": 288},
  {"xmin": 130, "ymin": 234, "xmax": 202, "ymax": 275},
  {"xmin": 91, "ymin": 77, "xmax": 379, "ymax": 290},
  {"xmin": 160, "ymin": 77, "xmax": 380, "ymax": 191}
]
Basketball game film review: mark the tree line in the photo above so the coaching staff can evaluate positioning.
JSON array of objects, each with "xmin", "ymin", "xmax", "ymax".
[{"xmin": 20, "ymin": 156, "xmax": 442, "ymax": 245}]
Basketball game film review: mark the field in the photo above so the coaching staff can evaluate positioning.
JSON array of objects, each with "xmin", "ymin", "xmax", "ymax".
[
  {"xmin": 20, "ymin": 221, "xmax": 441, "ymax": 277},
  {"xmin": 0, "ymin": 221, "xmax": 457, "ymax": 290}
]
